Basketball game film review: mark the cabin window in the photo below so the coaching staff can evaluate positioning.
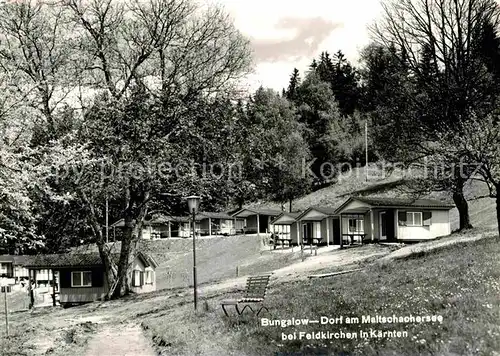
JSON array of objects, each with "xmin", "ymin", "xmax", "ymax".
[
  {"xmin": 71, "ymin": 271, "xmax": 92, "ymax": 287},
  {"xmin": 348, "ymin": 219, "xmax": 364, "ymax": 233},
  {"xmin": 133, "ymin": 270, "xmax": 143, "ymax": 287},
  {"xmin": 275, "ymin": 225, "xmax": 291, "ymax": 239},
  {"xmin": 145, "ymin": 270, "xmax": 153, "ymax": 284},
  {"xmin": 406, "ymin": 212, "xmax": 423, "ymax": 226}
]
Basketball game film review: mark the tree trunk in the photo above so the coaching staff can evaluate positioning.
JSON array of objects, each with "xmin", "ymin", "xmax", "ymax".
[
  {"xmin": 96, "ymin": 238, "xmax": 116, "ymax": 299},
  {"xmin": 453, "ymin": 189, "xmax": 473, "ymax": 231},
  {"xmin": 111, "ymin": 215, "xmax": 143, "ymax": 299},
  {"xmin": 289, "ymin": 198, "xmax": 293, "ymax": 213},
  {"xmin": 79, "ymin": 190, "xmax": 116, "ymax": 298},
  {"xmin": 496, "ymin": 194, "xmax": 500, "ymax": 240},
  {"xmin": 111, "ymin": 190, "xmax": 149, "ymax": 299},
  {"xmin": 112, "ymin": 227, "xmax": 132, "ymax": 299}
]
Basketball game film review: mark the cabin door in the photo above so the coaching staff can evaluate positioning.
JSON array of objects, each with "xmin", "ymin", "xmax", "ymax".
[
  {"xmin": 379, "ymin": 212, "xmax": 387, "ymax": 240},
  {"xmin": 380, "ymin": 211, "xmax": 396, "ymax": 241},
  {"xmin": 302, "ymin": 223, "xmax": 313, "ymax": 244},
  {"xmin": 332, "ymin": 218, "xmax": 341, "ymax": 245}
]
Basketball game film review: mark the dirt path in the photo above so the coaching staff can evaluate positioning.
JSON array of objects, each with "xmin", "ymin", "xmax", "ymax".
[{"xmin": 84, "ymin": 323, "xmax": 156, "ymax": 356}]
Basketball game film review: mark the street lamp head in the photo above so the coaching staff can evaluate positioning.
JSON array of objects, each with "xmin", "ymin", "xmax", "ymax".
[{"xmin": 186, "ymin": 195, "xmax": 201, "ymax": 214}]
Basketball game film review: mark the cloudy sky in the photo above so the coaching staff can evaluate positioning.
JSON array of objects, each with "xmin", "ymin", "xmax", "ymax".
[{"xmin": 219, "ymin": 0, "xmax": 384, "ymax": 92}]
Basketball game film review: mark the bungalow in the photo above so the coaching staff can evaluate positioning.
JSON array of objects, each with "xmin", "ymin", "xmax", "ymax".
[
  {"xmin": 334, "ymin": 197, "xmax": 454, "ymax": 243},
  {"xmin": 0, "ymin": 255, "xmax": 29, "ymax": 281},
  {"xmin": 295, "ymin": 206, "xmax": 341, "ymax": 246},
  {"xmin": 24, "ymin": 251, "xmax": 158, "ymax": 307},
  {"xmin": 196, "ymin": 212, "xmax": 236, "ymax": 236},
  {"xmin": 112, "ymin": 212, "xmax": 236, "ymax": 239},
  {"xmin": 270, "ymin": 212, "xmax": 300, "ymax": 246},
  {"xmin": 111, "ymin": 216, "xmax": 181, "ymax": 239},
  {"xmin": 231, "ymin": 208, "xmax": 283, "ymax": 235}
]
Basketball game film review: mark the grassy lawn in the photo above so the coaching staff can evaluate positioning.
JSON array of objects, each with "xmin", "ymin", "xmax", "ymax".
[
  {"xmin": 143, "ymin": 234, "xmax": 500, "ymax": 356},
  {"xmin": 150, "ymin": 235, "xmax": 281, "ymax": 290},
  {"xmin": 145, "ymin": 234, "xmax": 308, "ymax": 290}
]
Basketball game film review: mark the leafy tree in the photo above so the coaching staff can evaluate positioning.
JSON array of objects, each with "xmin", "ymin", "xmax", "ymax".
[
  {"xmin": 329, "ymin": 111, "xmax": 373, "ymax": 166},
  {"xmin": 0, "ymin": 145, "xmax": 42, "ymax": 254},
  {"xmin": 236, "ymin": 88, "xmax": 312, "ymax": 209},
  {"xmin": 295, "ymin": 71, "xmax": 343, "ymax": 182}
]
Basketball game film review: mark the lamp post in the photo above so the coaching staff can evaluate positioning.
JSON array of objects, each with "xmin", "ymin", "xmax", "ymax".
[{"xmin": 186, "ymin": 195, "xmax": 201, "ymax": 311}]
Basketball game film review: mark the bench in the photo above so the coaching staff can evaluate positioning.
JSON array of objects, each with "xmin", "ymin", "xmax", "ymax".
[
  {"xmin": 221, "ymin": 274, "xmax": 272, "ymax": 317},
  {"xmin": 342, "ymin": 233, "xmax": 366, "ymax": 245}
]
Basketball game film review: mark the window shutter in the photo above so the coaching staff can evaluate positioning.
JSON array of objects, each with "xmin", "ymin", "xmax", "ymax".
[
  {"xmin": 140, "ymin": 271, "xmax": 144, "ymax": 286},
  {"xmin": 398, "ymin": 211, "xmax": 407, "ymax": 226},
  {"xmin": 92, "ymin": 268, "xmax": 104, "ymax": 287},
  {"xmin": 132, "ymin": 271, "xmax": 136, "ymax": 287},
  {"xmin": 423, "ymin": 211, "xmax": 432, "ymax": 226},
  {"xmin": 60, "ymin": 270, "xmax": 71, "ymax": 288}
]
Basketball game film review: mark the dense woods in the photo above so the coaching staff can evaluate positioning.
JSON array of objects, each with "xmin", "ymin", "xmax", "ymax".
[{"xmin": 0, "ymin": 0, "xmax": 499, "ymax": 297}]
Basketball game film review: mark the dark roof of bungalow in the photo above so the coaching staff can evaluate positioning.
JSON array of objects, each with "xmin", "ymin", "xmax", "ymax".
[
  {"xmin": 295, "ymin": 206, "xmax": 338, "ymax": 221},
  {"xmin": 270, "ymin": 212, "xmax": 301, "ymax": 224},
  {"xmin": 111, "ymin": 215, "xmax": 190, "ymax": 227},
  {"xmin": 0, "ymin": 255, "xmax": 28, "ymax": 265},
  {"xmin": 197, "ymin": 212, "xmax": 233, "ymax": 220},
  {"xmin": 0, "ymin": 255, "xmax": 15, "ymax": 263},
  {"xmin": 233, "ymin": 207, "xmax": 284, "ymax": 217},
  {"xmin": 336, "ymin": 196, "xmax": 454, "ymax": 214},
  {"xmin": 24, "ymin": 251, "xmax": 157, "ymax": 269},
  {"xmin": 308, "ymin": 206, "xmax": 338, "ymax": 215},
  {"xmin": 111, "ymin": 211, "xmax": 233, "ymax": 227}
]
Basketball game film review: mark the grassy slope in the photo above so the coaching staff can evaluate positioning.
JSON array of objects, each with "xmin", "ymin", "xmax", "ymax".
[
  {"xmin": 248, "ymin": 164, "xmax": 405, "ymax": 212},
  {"xmin": 146, "ymin": 235, "xmax": 303, "ymax": 290},
  {"xmin": 143, "ymin": 234, "xmax": 500, "ymax": 356}
]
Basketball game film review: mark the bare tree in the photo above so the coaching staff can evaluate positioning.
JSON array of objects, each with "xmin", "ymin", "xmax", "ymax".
[
  {"xmin": 0, "ymin": 1, "xmax": 80, "ymax": 139},
  {"xmin": 64, "ymin": 0, "xmax": 251, "ymax": 99},
  {"xmin": 371, "ymin": 0, "xmax": 500, "ymax": 230}
]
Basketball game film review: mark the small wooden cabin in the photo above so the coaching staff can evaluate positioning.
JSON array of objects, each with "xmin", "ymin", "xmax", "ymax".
[
  {"xmin": 231, "ymin": 208, "xmax": 283, "ymax": 234},
  {"xmin": 0, "ymin": 255, "xmax": 29, "ymax": 281},
  {"xmin": 25, "ymin": 251, "xmax": 158, "ymax": 307},
  {"xmin": 334, "ymin": 197, "xmax": 454, "ymax": 243}
]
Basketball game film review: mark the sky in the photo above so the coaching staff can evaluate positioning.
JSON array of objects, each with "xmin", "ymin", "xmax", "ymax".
[{"xmin": 219, "ymin": 0, "xmax": 384, "ymax": 93}]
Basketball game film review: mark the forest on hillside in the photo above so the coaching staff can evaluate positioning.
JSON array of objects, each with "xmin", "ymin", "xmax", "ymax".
[{"xmin": 0, "ymin": 0, "xmax": 499, "ymax": 297}]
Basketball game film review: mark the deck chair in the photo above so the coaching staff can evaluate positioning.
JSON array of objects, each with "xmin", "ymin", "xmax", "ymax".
[{"xmin": 221, "ymin": 274, "xmax": 272, "ymax": 317}]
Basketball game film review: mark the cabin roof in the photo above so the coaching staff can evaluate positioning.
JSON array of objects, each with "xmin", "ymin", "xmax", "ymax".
[
  {"xmin": 232, "ymin": 207, "xmax": 283, "ymax": 217},
  {"xmin": 308, "ymin": 206, "xmax": 338, "ymax": 215},
  {"xmin": 335, "ymin": 196, "xmax": 455, "ymax": 214},
  {"xmin": 110, "ymin": 211, "xmax": 233, "ymax": 227},
  {"xmin": 294, "ymin": 206, "xmax": 338, "ymax": 221},
  {"xmin": 197, "ymin": 212, "xmax": 233, "ymax": 220},
  {"xmin": 24, "ymin": 251, "xmax": 157, "ymax": 269},
  {"xmin": 0, "ymin": 255, "xmax": 28, "ymax": 265},
  {"xmin": 270, "ymin": 212, "xmax": 301, "ymax": 224}
]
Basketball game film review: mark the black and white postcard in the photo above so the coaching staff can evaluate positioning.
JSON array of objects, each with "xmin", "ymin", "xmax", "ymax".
[{"xmin": 0, "ymin": 0, "xmax": 499, "ymax": 355}]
